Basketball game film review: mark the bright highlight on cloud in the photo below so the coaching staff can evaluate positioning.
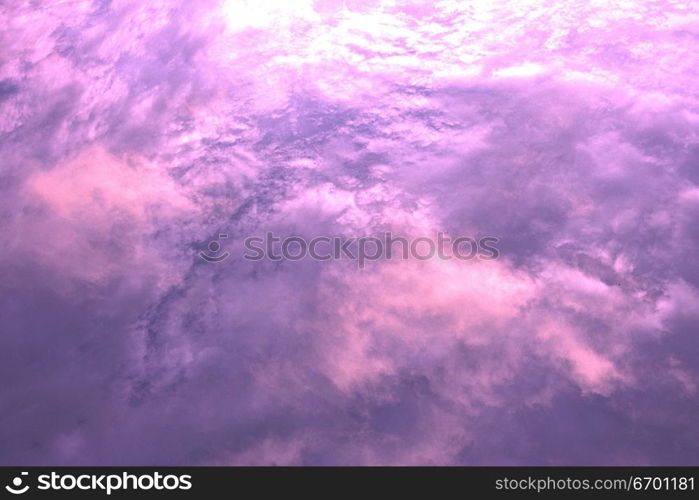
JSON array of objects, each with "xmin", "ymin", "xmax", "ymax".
[{"xmin": 1, "ymin": 0, "xmax": 698, "ymax": 465}]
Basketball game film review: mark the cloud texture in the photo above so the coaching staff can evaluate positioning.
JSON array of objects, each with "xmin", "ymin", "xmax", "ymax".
[{"xmin": 1, "ymin": 0, "xmax": 698, "ymax": 465}]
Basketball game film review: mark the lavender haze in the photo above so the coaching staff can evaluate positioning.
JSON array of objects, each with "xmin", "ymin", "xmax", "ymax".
[{"xmin": 1, "ymin": 0, "xmax": 698, "ymax": 465}]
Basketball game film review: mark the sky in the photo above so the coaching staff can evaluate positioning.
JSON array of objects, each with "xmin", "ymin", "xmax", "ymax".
[{"xmin": 1, "ymin": 0, "xmax": 698, "ymax": 465}]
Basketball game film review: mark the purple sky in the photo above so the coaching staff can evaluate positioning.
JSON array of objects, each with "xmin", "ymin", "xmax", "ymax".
[{"xmin": 1, "ymin": 0, "xmax": 698, "ymax": 465}]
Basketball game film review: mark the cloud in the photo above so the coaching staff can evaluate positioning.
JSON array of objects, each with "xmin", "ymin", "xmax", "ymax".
[{"xmin": 1, "ymin": 0, "xmax": 698, "ymax": 465}]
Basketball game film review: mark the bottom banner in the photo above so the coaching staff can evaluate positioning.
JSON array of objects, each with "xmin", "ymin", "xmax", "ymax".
[{"xmin": 1, "ymin": 467, "xmax": 697, "ymax": 499}]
